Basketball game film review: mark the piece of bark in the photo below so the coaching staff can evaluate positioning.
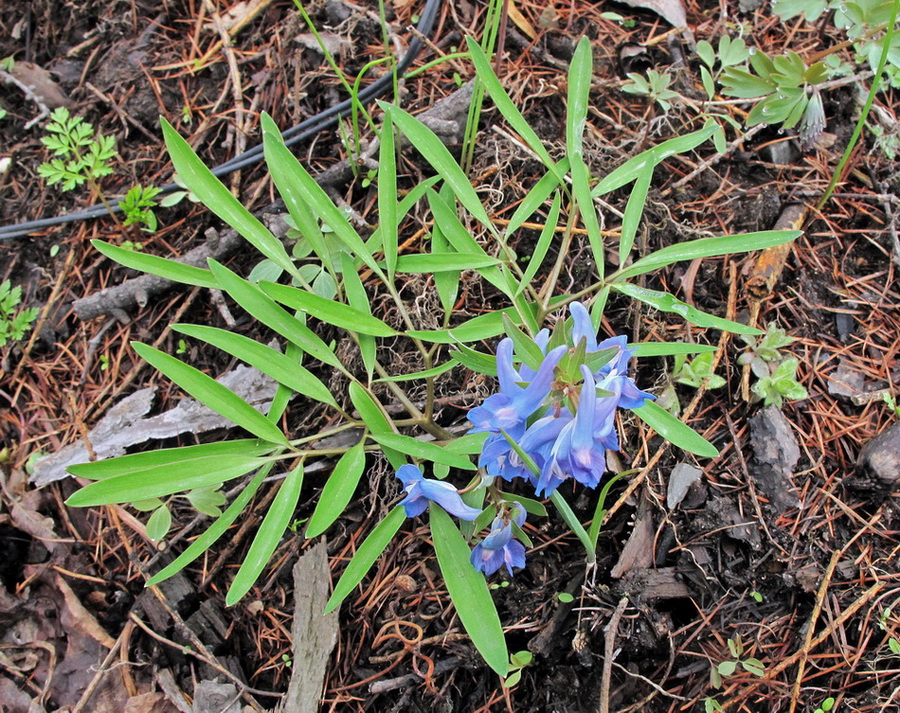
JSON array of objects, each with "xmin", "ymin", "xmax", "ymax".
[
  {"xmin": 748, "ymin": 406, "xmax": 802, "ymax": 513},
  {"xmin": 611, "ymin": 567, "xmax": 693, "ymax": 601},
  {"xmin": 610, "ymin": 497, "xmax": 655, "ymax": 579},
  {"xmin": 277, "ymin": 541, "xmax": 339, "ymax": 713}
]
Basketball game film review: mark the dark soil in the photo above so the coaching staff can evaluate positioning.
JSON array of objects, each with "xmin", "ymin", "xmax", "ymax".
[{"xmin": 1, "ymin": 1, "xmax": 899, "ymax": 713}]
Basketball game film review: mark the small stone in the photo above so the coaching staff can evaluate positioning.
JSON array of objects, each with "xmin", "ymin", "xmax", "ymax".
[{"xmin": 857, "ymin": 421, "xmax": 900, "ymax": 490}]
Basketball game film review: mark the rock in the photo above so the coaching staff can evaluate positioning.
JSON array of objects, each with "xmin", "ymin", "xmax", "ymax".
[
  {"xmin": 856, "ymin": 421, "xmax": 900, "ymax": 492},
  {"xmin": 667, "ymin": 462, "xmax": 703, "ymax": 509}
]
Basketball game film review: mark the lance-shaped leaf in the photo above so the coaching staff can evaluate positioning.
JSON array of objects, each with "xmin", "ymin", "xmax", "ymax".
[
  {"xmin": 516, "ymin": 191, "xmax": 561, "ymax": 296},
  {"xmin": 261, "ymin": 126, "xmax": 380, "ymax": 274},
  {"xmin": 305, "ymin": 443, "xmax": 367, "ymax": 538},
  {"xmin": 612, "ymin": 283, "xmax": 763, "ymax": 335},
  {"xmin": 66, "ymin": 452, "xmax": 272, "ymax": 506},
  {"xmin": 207, "ymin": 260, "xmax": 342, "ymax": 369},
  {"xmin": 161, "ymin": 118, "xmax": 296, "ymax": 275},
  {"xmin": 132, "ymin": 342, "xmax": 289, "ymax": 445},
  {"xmin": 615, "ymin": 230, "xmax": 802, "ymax": 280},
  {"xmin": 619, "ymin": 159, "xmax": 653, "ymax": 265},
  {"xmin": 382, "ymin": 102, "xmax": 493, "ymax": 229},
  {"xmin": 466, "ymin": 37, "xmax": 562, "ymax": 183},
  {"xmin": 325, "ymin": 505, "xmax": 405, "ymax": 612},
  {"xmin": 370, "ymin": 433, "xmax": 477, "ymax": 471},
  {"xmin": 349, "ymin": 382, "xmax": 405, "ymax": 470},
  {"xmin": 92, "ymin": 240, "xmax": 218, "ymax": 288},
  {"xmin": 147, "ymin": 465, "xmax": 269, "ymax": 586},
  {"xmin": 631, "ymin": 342, "xmax": 718, "ymax": 357},
  {"xmin": 430, "ymin": 505, "xmax": 509, "ymax": 676},
  {"xmin": 172, "ymin": 324, "xmax": 338, "ymax": 408},
  {"xmin": 260, "ymin": 282, "xmax": 397, "ymax": 337},
  {"xmin": 340, "ymin": 252, "xmax": 377, "ymax": 382},
  {"xmin": 394, "ymin": 253, "xmax": 502, "ymax": 273},
  {"xmin": 379, "ymin": 112, "xmax": 399, "ymax": 280},
  {"xmin": 226, "ymin": 462, "xmax": 305, "ymax": 605},
  {"xmin": 67, "ymin": 440, "xmax": 274, "ymax": 480},
  {"xmin": 505, "ymin": 161, "xmax": 569, "ymax": 238},
  {"xmin": 634, "ymin": 401, "xmax": 719, "ymax": 458}
]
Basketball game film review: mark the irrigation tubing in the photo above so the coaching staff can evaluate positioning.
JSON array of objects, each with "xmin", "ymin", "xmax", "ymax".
[{"xmin": 0, "ymin": 0, "xmax": 442, "ymax": 241}]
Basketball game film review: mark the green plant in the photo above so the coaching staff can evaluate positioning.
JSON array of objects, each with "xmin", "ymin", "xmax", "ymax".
[
  {"xmin": 738, "ymin": 323, "xmax": 808, "ymax": 406},
  {"xmin": 65, "ymin": 37, "xmax": 800, "ymax": 676},
  {"xmin": 658, "ymin": 351, "xmax": 725, "ymax": 414},
  {"xmin": 622, "ymin": 68, "xmax": 680, "ymax": 111},
  {"xmin": 504, "ymin": 650, "xmax": 533, "ymax": 688},
  {"xmin": 710, "ymin": 634, "xmax": 766, "ymax": 688},
  {"xmin": 37, "ymin": 108, "xmax": 117, "ymax": 191},
  {"xmin": 814, "ymin": 696, "xmax": 836, "ymax": 713},
  {"xmin": 696, "ymin": 35, "xmax": 751, "ymax": 100},
  {"xmin": 0, "ymin": 280, "xmax": 39, "ymax": 348},
  {"xmin": 120, "ymin": 184, "xmax": 163, "ymax": 231}
]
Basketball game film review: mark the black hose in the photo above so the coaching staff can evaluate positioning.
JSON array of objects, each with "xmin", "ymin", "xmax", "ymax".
[{"xmin": 0, "ymin": 0, "xmax": 442, "ymax": 241}]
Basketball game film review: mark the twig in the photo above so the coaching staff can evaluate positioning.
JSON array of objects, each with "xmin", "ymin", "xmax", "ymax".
[{"xmin": 598, "ymin": 596, "xmax": 628, "ymax": 713}]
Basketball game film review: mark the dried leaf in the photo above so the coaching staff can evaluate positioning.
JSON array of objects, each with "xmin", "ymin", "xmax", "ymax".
[{"xmin": 614, "ymin": 0, "xmax": 687, "ymax": 28}]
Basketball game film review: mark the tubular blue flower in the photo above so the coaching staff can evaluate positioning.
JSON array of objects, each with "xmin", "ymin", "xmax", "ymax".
[
  {"xmin": 570, "ymin": 301, "xmax": 599, "ymax": 352},
  {"xmin": 467, "ymin": 340, "xmax": 567, "ymax": 439},
  {"xmin": 395, "ymin": 465, "xmax": 482, "ymax": 520},
  {"xmin": 536, "ymin": 366, "xmax": 608, "ymax": 494},
  {"xmin": 470, "ymin": 506, "xmax": 527, "ymax": 576}
]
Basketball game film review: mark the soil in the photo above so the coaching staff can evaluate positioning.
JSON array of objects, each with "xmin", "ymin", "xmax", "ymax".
[{"xmin": 1, "ymin": 1, "xmax": 899, "ymax": 713}]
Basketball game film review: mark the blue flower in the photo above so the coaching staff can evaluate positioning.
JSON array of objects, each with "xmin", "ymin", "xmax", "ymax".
[
  {"xmin": 536, "ymin": 366, "xmax": 608, "ymax": 494},
  {"xmin": 470, "ymin": 505, "xmax": 527, "ymax": 576},
  {"xmin": 396, "ymin": 465, "xmax": 482, "ymax": 520},
  {"xmin": 467, "ymin": 339, "xmax": 566, "ymax": 439}
]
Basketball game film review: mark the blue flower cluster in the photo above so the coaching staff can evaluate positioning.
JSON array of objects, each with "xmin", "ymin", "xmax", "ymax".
[{"xmin": 394, "ymin": 302, "xmax": 654, "ymax": 577}]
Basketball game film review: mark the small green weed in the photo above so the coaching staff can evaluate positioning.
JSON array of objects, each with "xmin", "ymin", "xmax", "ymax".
[
  {"xmin": 504, "ymin": 650, "xmax": 533, "ymax": 688},
  {"xmin": 814, "ymin": 696, "xmax": 836, "ymax": 713},
  {"xmin": 120, "ymin": 184, "xmax": 163, "ymax": 232},
  {"xmin": 622, "ymin": 69, "xmax": 680, "ymax": 111},
  {"xmin": 738, "ymin": 323, "xmax": 808, "ymax": 407},
  {"xmin": 37, "ymin": 108, "xmax": 118, "ymax": 191},
  {"xmin": 710, "ymin": 634, "xmax": 766, "ymax": 688},
  {"xmin": 0, "ymin": 280, "xmax": 39, "ymax": 348}
]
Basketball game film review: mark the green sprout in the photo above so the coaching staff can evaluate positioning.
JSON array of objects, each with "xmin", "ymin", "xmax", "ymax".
[
  {"xmin": 0, "ymin": 280, "xmax": 40, "ymax": 348},
  {"xmin": 622, "ymin": 69, "xmax": 680, "ymax": 111},
  {"xmin": 37, "ymin": 108, "xmax": 118, "ymax": 191},
  {"xmin": 120, "ymin": 184, "xmax": 163, "ymax": 232}
]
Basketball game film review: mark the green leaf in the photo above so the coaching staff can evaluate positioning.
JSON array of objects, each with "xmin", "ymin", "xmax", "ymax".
[
  {"xmin": 502, "ymin": 314, "xmax": 544, "ymax": 370},
  {"xmin": 375, "ymin": 360, "xmax": 458, "ymax": 382},
  {"xmin": 146, "ymin": 505, "xmax": 172, "ymax": 542},
  {"xmin": 593, "ymin": 122, "xmax": 719, "ymax": 196},
  {"xmin": 379, "ymin": 112, "xmax": 399, "ymax": 280},
  {"xmin": 186, "ymin": 486, "xmax": 227, "ymax": 517},
  {"xmin": 505, "ymin": 162, "xmax": 568, "ymax": 238},
  {"xmin": 429, "ymin": 505, "xmax": 509, "ymax": 676},
  {"xmin": 394, "ymin": 253, "xmax": 502, "ymax": 273},
  {"xmin": 550, "ymin": 491, "xmax": 595, "ymax": 563},
  {"xmin": 449, "ymin": 343, "xmax": 498, "ymax": 376},
  {"xmin": 340, "ymin": 252, "xmax": 377, "ymax": 382},
  {"xmin": 348, "ymin": 382, "xmax": 405, "ymax": 470},
  {"xmin": 370, "ymin": 433, "xmax": 476, "ymax": 471},
  {"xmin": 305, "ymin": 443, "xmax": 367, "ymax": 538},
  {"xmin": 325, "ymin": 505, "xmax": 406, "ymax": 612},
  {"xmin": 147, "ymin": 466, "xmax": 269, "ymax": 586},
  {"xmin": 207, "ymin": 260, "xmax": 342, "ymax": 370},
  {"xmin": 66, "ymin": 453, "xmax": 271, "ymax": 506},
  {"xmin": 67, "ymin": 440, "xmax": 273, "ymax": 480},
  {"xmin": 617, "ymin": 230, "xmax": 801, "ymax": 280},
  {"xmin": 430, "ymin": 183, "xmax": 461, "ymax": 316},
  {"xmin": 132, "ymin": 342, "xmax": 290, "ymax": 445},
  {"xmin": 619, "ymin": 159, "xmax": 653, "ymax": 265},
  {"xmin": 382, "ymin": 103, "xmax": 493, "ymax": 228},
  {"xmin": 92, "ymin": 240, "xmax": 218, "ymax": 288},
  {"xmin": 226, "ymin": 463, "xmax": 304, "ymax": 605},
  {"xmin": 260, "ymin": 282, "xmax": 397, "ymax": 337},
  {"xmin": 516, "ymin": 191, "xmax": 560, "ymax": 296},
  {"xmin": 718, "ymin": 660, "xmax": 737, "ymax": 677},
  {"xmin": 631, "ymin": 342, "xmax": 717, "ymax": 357},
  {"xmin": 612, "ymin": 283, "xmax": 763, "ymax": 335},
  {"xmin": 172, "ymin": 324, "xmax": 338, "ymax": 408},
  {"xmin": 633, "ymin": 400, "xmax": 719, "ymax": 458},
  {"xmin": 696, "ymin": 40, "xmax": 716, "ymax": 70},
  {"xmin": 466, "ymin": 37, "xmax": 563, "ymax": 184},
  {"xmin": 161, "ymin": 118, "xmax": 296, "ymax": 275},
  {"xmin": 571, "ymin": 156, "xmax": 604, "ymax": 280},
  {"xmin": 262, "ymin": 125, "xmax": 380, "ymax": 274}
]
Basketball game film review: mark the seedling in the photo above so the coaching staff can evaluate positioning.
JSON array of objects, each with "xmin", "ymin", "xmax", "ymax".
[
  {"xmin": 696, "ymin": 35, "xmax": 751, "ymax": 100},
  {"xmin": 37, "ymin": 108, "xmax": 117, "ymax": 191},
  {"xmin": 120, "ymin": 184, "xmax": 162, "ymax": 232},
  {"xmin": 504, "ymin": 650, "xmax": 533, "ymax": 688},
  {"xmin": 710, "ymin": 634, "xmax": 766, "ymax": 688},
  {"xmin": 739, "ymin": 323, "xmax": 807, "ymax": 407},
  {"xmin": 622, "ymin": 69, "xmax": 680, "ymax": 112},
  {"xmin": 0, "ymin": 280, "xmax": 39, "ymax": 348},
  {"xmin": 814, "ymin": 696, "xmax": 836, "ymax": 713}
]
